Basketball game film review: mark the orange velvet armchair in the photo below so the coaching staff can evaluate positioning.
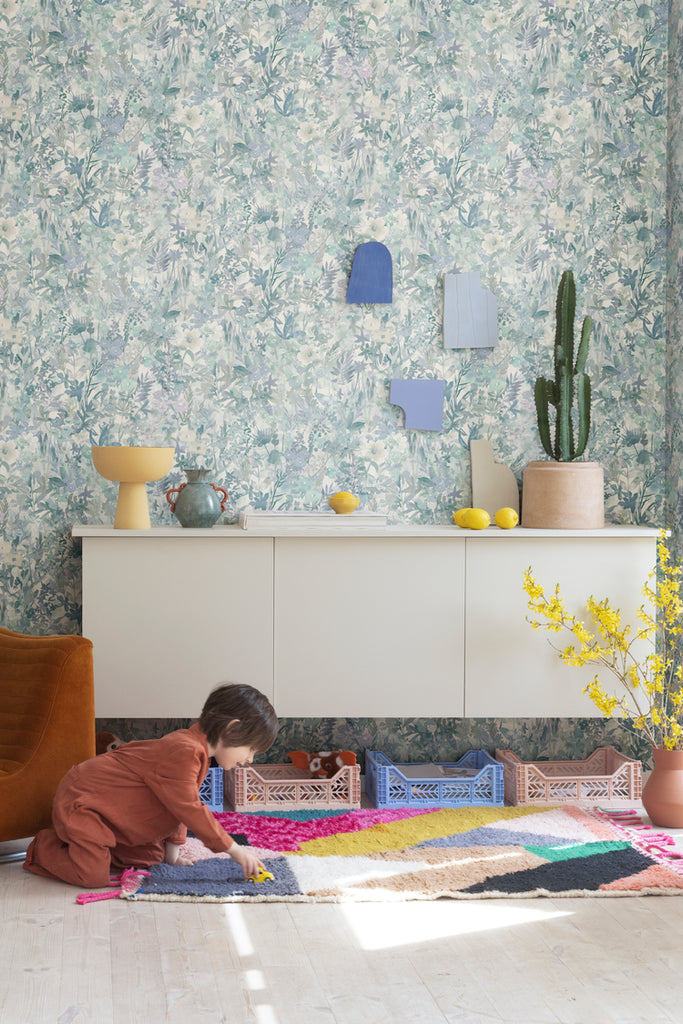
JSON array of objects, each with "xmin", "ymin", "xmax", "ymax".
[{"xmin": 0, "ymin": 626, "xmax": 95, "ymax": 843}]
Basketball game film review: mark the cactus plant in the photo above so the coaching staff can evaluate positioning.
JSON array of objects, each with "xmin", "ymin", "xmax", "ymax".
[{"xmin": 534, "ymin": 269, "xmax": 593, "ymax": 462}]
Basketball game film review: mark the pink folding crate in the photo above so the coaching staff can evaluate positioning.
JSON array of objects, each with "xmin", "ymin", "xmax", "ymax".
[
  {"xmin": 495, "ymin": 747, "xmax": 642, "ymax": 805},
  {"xmin": 225, "ymin": 762, "xmax": 361, "ymax": 812}
]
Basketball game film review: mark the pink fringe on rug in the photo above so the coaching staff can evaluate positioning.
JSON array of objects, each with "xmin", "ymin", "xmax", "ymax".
[
  {"xmin": 76, "ymin": 867, "xmax": 151, "ymax": 904},
  {"xmin": 594, "ymin": 808, "xmax": 683, "ymax": 875}
]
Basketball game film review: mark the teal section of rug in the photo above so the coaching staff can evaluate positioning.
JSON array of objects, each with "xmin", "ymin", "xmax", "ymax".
[{"xmin": 524, "ymin": 840, "xmax": 631, "ymax": 863}]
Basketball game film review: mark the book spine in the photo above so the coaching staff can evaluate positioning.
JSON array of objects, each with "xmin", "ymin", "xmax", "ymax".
[{"xmin": 238, "ymin": 512, "xmax": 387, "ymax": 530}]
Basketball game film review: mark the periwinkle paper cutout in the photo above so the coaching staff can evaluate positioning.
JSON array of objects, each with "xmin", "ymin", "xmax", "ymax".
[{"xmin": 389, "ymin": 379, "xmax": 445, "ymax": 431}]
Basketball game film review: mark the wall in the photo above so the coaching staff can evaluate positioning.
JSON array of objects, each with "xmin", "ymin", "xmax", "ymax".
[
  {"xmin": 667, "ymin": 0, "xmax": 683, "ymax": 537},
  {"xmin": 1, "ymin": 0, "xmax": 677, "ymax": 760},
  {"xmin": 99, "ymin": 714, "xmax": 654, "ymax": 767}
]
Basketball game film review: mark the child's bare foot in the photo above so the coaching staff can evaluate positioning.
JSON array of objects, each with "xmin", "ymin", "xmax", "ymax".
[
  {"xmin": 174, "ymin": 851, "xmax": 197, "ymax": 867},
  {"xmin": 165, "ymin": 842, "xmax": 196, "ymax": 866}
]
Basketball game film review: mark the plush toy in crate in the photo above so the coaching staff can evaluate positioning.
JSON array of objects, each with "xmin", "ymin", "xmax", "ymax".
[
  {"xmin": 287, "ymin": 750, "xmax": 357, "ymax": 778},
  {"xmin": 95, "ymin": 731, "xmax": 125, "ymax": 755},
  {"xmin": 225, "ymin": 750, "xmax": 361, "ymax": 811}
]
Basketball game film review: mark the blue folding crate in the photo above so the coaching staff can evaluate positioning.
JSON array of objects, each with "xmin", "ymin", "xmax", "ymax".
[
  {"xmin": 199, "ymin": 765, "xmax": 224, "ymax": 812},
  {"xmin": 365, "ymin": 749, "xmax": 504, "ymax": 808}
]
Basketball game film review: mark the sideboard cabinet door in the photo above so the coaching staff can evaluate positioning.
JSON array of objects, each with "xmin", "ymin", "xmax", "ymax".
[
  {"xmin": 82, "ymin": 536, "xmax": 274, "ymax": 717},
  {"xmin": 273, "ymin": 537, "xmax": 465, "ymax": 717},
  {"xmin": 464, "ymin": 535, "xmax": 657, "ymax": 717}
]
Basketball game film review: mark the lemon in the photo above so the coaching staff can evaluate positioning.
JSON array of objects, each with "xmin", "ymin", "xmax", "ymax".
[
  {"xmin": 462, "ymin": 508, "xmax": 491, "ymax": 530},
  {"xmin": 494, "ymin": 507, "xmax": 519, "ymax": 529},
  {"xmin": 453, "ymin": 508, "xmax": 472, "ymax": 527},
  {"xmin": 328, "ymin": 491, "xmax": 360, "ymax": 514}
]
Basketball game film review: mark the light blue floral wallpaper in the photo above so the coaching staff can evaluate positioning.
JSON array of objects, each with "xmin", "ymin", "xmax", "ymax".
[
  {"xmin": 667, "ymin": 0, "xmax": 683, "ymax": 537},
  {"xmin": 1, "ymin": 0, "xmax": 680, "ymax": 761}
]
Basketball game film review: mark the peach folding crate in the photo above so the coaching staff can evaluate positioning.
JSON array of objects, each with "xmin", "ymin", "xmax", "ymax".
[
  {"xmin": 224, "ymin": 762, "xmax": 361, "ymax": 812},
  {"xmin": 495, "ymin": 747, "xmax": 642, "ymax": 805},
  {"xmin": 365, "ymin": 749, "xmax": 504, "ymax": 808}
]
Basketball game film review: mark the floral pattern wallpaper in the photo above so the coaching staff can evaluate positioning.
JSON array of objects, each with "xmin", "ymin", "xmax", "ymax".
[
  {"xmin": 667, "ymin": 0, "xmax": 683, "ymax": 539},
  {"xmin": 102, "ymin": 714, "xmax": 654, "ymax": 770},
  {"xmin": 1, "ymin": 0, "xmax": 680, "ymax": 762}
]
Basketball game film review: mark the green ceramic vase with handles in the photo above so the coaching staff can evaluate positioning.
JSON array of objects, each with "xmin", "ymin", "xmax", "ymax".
[{"xmin": 166, "ymin": 468, "xmax": 228, "ymax": 528}]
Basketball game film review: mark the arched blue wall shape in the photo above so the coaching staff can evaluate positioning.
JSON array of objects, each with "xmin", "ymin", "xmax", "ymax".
[{"xmin": 346, "ymin": 242, "xmax": 393, "ymax": 303}]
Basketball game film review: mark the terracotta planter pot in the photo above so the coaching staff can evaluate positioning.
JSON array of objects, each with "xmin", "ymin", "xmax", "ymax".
[
  {"xmin": 642, "ymin": 748, "xmax": 683, "ymax": 828},
  {"xmin": 521, "ymin": 461, "xmax": 604, "ymax": 529}
]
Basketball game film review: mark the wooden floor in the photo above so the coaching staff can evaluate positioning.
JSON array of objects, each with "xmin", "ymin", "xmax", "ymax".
[{"xmin": 2, "ymin": 810, "xmax": 683, "ymax": 1024}]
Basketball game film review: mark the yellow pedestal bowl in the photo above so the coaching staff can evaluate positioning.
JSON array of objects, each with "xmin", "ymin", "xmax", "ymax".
[{"xmin": 92, "ymin": 446, "xmax": 175, "ymax": 529}]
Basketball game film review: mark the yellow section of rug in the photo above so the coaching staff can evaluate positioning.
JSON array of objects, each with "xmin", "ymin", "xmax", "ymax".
[{"xmin": 291, "ymin": 805, "xmax": 551, "ymax": 857}]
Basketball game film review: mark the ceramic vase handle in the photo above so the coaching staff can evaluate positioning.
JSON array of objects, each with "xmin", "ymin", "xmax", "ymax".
[
  {"xmin": 165, "ymin": 483, "xmax": 186, "ymax": 513},
  {"xmin": 211, "ymin": 484, "xmax": 228, "ymax": 511}
]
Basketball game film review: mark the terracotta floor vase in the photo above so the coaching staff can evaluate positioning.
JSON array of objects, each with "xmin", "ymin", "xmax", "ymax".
[{"xmin": 641, "ymin": 747, "xmax": 683, "ymax": 827}]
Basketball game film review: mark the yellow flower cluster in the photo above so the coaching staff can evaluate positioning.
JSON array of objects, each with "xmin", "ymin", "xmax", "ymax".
[{"xmin": 523, "ymin": 533, "xmax": 683, "ymax": 751}]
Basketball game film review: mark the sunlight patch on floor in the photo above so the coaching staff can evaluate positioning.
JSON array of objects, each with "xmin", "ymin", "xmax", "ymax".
[
  {"xmin": 244, "ymin": 968, "xmax": 266, "ymax": 990},
  {"xmin": 223, "ymin": 907, "xmax": 281, "ymax": 1024},
  {"xmin": 341, "ymin": 900, "xmax": 574, "ymax": 950},
  {"xmin": 254, "ymin": 1008, "xmax": 279, "ymax": 1024},
  {"xmin": 222, "ymin": 904, "xmax": 255, "ymax": 956}
]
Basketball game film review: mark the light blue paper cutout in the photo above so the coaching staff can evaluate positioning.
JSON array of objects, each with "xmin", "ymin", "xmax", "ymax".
[
  {"xmin": 443, "ymin": 271, "xmax": 498, "ymax": 348},
  {"xmin": 390, "ymin": 379, "xmax": 445, "ymax": 431},
  {"xmin": 346, "ymin": 241, "xmax": 393, "ymax": 303}
]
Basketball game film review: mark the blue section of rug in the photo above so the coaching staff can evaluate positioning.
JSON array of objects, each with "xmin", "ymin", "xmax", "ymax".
[
  {"xmin": 136, "ymin": 856, "xmax": 300, "ymax": 898},
  {"xmin": 416, "ymin": 826, "xmax": 579, "ymax": 849}
]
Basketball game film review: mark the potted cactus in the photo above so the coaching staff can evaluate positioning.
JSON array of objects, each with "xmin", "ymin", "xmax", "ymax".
[
  {"xmin": 534, "ymin": 269, "xmax": 592, "ymax": 462},
  {"xmin": 521, "ymin": 270, "xmax": 604, "ymax": 528}
]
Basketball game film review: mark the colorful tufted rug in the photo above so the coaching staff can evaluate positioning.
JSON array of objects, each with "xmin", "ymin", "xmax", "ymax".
[{"xmin": 122, "ymin": 805, "xmax": 683, "ymax": 902}]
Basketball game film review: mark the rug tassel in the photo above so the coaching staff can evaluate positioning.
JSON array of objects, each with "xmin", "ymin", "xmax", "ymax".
[
  {"xmin": 76, "ymin": 867, "xmax": 150, "ymax": 905},
  {"xmin": 597, "ymin": 808, "xmax": 683, "ymax": 868}
]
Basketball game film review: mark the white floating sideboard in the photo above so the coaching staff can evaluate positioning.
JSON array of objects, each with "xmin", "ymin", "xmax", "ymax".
[{"xmin": 73, "ymin": 525, "xmax": 659, "ymax": 719}]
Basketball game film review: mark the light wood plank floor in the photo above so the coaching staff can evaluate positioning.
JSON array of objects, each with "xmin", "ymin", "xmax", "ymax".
[{"xmin": 2, "ymin": 808, "xmax": 683, "ymax": 1024}]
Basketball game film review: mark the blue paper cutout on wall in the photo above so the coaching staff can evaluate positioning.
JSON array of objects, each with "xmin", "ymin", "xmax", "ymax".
[
  {"xmin": 443, "ymin": 271, "xmax": 498, "ymax": 348},
  {"xmin": 346, "ymin": 242, "xmax": 393, "ymax": 303},
  {"xmin": 389, "ymin": 379, "xmax": 445, "ymax": 431}
]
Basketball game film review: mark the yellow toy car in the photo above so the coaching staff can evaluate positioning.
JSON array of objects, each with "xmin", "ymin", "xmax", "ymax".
[{"xmin": 248, "ymin": 868, "xmax": 274, "ymax": 883}]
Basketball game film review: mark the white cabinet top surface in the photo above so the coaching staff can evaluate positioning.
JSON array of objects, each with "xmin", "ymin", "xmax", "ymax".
[{"xmin": 73, "ymin": 524, "xmax": 660, "ymax": 539}]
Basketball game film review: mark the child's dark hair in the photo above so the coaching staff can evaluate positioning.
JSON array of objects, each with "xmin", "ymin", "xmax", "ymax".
[{"xmin": 200, "ymin": 682, "xmax": 278, "ymax": 753}]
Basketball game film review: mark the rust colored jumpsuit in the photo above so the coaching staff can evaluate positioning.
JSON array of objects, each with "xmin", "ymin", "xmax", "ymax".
[{"xmin": 23, "ymin": 723, "xmax": 234, "ymax": 887}]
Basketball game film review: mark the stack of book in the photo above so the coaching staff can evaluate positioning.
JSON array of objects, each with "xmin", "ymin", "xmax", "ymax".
[{"xmin": 238, "ymin": 509, "xmax": 388, "ymax": 531}]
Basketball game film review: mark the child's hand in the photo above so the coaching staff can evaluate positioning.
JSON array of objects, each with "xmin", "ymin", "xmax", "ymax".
[{"xmin": 228, "ymin": 842, "xmax": 265, "ymax": 880}]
